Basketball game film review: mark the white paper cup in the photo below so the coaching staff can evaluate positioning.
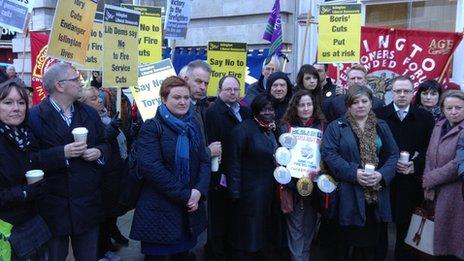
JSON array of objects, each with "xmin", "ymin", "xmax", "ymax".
[
  {"xmin": 25, "ymin": 169, "xmax": 44, "ymax": 184},
  {"xmin": 400, "ymin": 151, "xmax": 410, "ymax": 163},
  {"xmin": 365, "ymin": 163, "xmax": 375, "ymax": 175},
  {"xmin": 211, "ymin": 156, "xmax": 219, "ymax": 172},
  {"xmin": 72, "ymin": 127, "xmax": 88, "ymax": 143}
]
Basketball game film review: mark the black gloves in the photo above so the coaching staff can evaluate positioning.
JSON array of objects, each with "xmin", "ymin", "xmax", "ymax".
[{"xmin": 22, "ymin": 179, "xmax": 48, "ymax": 201}]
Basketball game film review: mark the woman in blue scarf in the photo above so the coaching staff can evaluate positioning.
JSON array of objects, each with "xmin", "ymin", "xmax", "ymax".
[{"xmin": 130, "ymin": 76, "xmax": 210, "ymax": 261}]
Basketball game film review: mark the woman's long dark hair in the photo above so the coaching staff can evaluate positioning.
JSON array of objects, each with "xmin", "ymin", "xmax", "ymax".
[{"xmin": 282, "ymin": 90, "xmax": 323, "ymax": 126}]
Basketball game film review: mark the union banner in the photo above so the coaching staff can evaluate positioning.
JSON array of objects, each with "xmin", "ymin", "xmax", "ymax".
[
  {"xmin": 327, "ymin": 27, "xmax": 463, "ymax": 101},
  {"xmin": 30, "ymin": 32, "xmax": 57, "ymax": 105}
]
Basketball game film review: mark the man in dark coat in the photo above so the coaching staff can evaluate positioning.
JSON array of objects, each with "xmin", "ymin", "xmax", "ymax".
[
  {"xmin": 313, "ymin": 63, "xmax": 337, "ymax": 100},
  {"xmin": 323, "ymin": 64, "xmax": 384, "ymax": 122},
  {"xmin": 205, "ymin": 75, "xmax": 251, "ymax": 260},
  {"xmin": 375, "ymin": 76, "xmax": 434, "ymax": 261},
  {"xmin": 29, "ymin": 63, "xmax": 109, "ymax": 261}
]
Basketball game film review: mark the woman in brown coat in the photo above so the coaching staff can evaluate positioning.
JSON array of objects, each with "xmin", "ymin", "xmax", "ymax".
[{"xmin": 423, "ymin": 90, "xmax": 464, "ymax": 260}]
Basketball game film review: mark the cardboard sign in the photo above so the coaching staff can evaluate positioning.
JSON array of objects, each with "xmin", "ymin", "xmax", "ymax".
[
  {"xmin": 81, "ymin": 12, "xmax": 103, "ymax": 71},
  {"xmin": 0, "ymin": 0, "xmax": 34, "ymax": 33},
  {"xmin": 164, "ymin": 0, "xmax": 192, "ymax": 39},
  {"xmin": 102, "ymin": 5, "xmax": 140, "ymax": 87},
  {"xmin": 131, "ymin": 59, "xmax": 176, "ymax": 121},
  {"xmin": 47, "ymin": 0, "xmax": 98, "ymax": 64},
  {"xmin": 207, "ymin": 41, "xmax": 247, "ymax": 96},
  {"xmin": 317, "ymin": 4, "xmax": 361, "ymax": 63},
  {"xmin": 122, "ymin": 4, "xmax": 163, "ymax": 64},
  {"xmin": 286, "ymin": 127, "xmax": 322, "ymax": 179}
]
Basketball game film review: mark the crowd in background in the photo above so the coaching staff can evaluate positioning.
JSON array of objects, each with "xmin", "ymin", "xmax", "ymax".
[{"xmin": 0, "ymin": 58, "xmax": 463, "ymax": 261}]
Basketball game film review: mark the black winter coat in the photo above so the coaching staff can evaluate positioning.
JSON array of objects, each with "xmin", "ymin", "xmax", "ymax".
[
  {"xmin": 375, "ymin": 103, "xmax": 434, "ymax": 223},
  {"xmin": 29, "ymin": 98, "xmax": 109, "ymax": 236},
  {"xmin": 0, "ymin": 133, "xmax": 35, "ymax": 225},
  {"xmin": 228, "ymin": 119, "xmax": 279, "ymax": 252},
  {"xmin": 205, "ymin": 99, "xmax": 251, "ymax": 238},
  {"xmin": 130, "ymin": 113, "xmax": 210, "ymax": 244}
]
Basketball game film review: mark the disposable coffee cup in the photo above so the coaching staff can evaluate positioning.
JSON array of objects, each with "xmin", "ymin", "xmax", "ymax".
[
  {"xmin": 400, "ymin": 151, "xmax": 410, "ymax": 163},
  {"xmin": 72, "ymin": 127, "xmax": 88, "ymax": 143},
  {"xmin": 25, "ymin": 169, "xmax": 44, "ymax": 184},
  {"xmin": 211, "ymin": 156, "xmax": 219, "ymax": 172},
  {"xmin": 365, "ymin": 163, "xmax": 375, "ymax": 175}
]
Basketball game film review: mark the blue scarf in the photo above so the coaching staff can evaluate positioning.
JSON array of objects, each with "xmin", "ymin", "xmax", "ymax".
[{"xmin": 159, "ymin": 104, "xmax": 200, "ymax": 185}]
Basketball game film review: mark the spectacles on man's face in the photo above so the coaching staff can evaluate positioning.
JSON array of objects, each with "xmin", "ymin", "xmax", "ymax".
[
  {"xmin": 58, "ymin": 76, "xmax": 80, "ymax": 83},
  {"xmin": 392, "ymin": 89, "xmax": 413, "ymax": 94}
]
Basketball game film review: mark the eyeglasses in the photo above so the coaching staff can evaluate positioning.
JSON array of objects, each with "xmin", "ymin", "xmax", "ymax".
[
  {"xmin": 58, "ymin": 77, "xmax": 80, "ymax": 83},
  {"xmin": 392, "ymin": 89, "xmax": 413, "ymax": 94},
  {"xmin": 222, "ymin": 88, "xmax": 241, "ymax": 93}
]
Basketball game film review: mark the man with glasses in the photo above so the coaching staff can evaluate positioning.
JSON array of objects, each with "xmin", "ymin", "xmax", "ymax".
[
  {"xmin": 375, "ymin": 76, "xmax": 434, "ymax": 261},
  {"xmin": 29, "ymin": 63, "xmax": 109, "ymax": 261},
  {"xmin": 204, "ymin": 75, "xmax": 251, "ymax": 260}
]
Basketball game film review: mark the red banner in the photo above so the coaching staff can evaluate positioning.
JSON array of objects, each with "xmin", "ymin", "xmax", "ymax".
[
  {"xmin": 30, "ymin": 32, "xmax": 57, "ymax": 105},
  {"xmin": 328, "ymin": 27, "xmax": 463, "ymax": 100}
]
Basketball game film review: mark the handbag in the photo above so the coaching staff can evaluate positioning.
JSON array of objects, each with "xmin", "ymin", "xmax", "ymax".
[
  {"xmin": 404, "ymin": 207, "xmax": 435, "ymax": 256},
  {"xmin": 9, "ymin": 215, "xmax": 51, "ymax": 258},
  {"xmin": 279, "ymin": 185, "xmax": 294, "ymax": 214}
]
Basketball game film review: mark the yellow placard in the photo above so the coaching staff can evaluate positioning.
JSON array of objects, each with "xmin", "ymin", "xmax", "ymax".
[
  {"xmin": 103, "ymin": 5, "xmax": 140, "ymax": 87},
  {"xmin": 122, "ymin": 4, "xmax": 163, "ymax": 64},
  {"xmin": 207, "ymin": 41, "xmax": 247, "ymax": 97},
  {"xmin": 317, "ymin": 4, "xmax": 361, "ymax": 63},
  {"xmin": 81, "ymin": 12, "xmax": 103, "ymax": 71},
  {"xmin": 47, "ymin": 0, "xmax": 98, "ymax": 65},
  {"xmin": 131, "ymin": 59, "xmax": 177, "ymax": 121}
]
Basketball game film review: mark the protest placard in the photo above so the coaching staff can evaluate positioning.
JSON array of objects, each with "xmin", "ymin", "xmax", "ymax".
[
  {"xmin": 103, "ymin": 5, "xmax": 140, "ymax": 87},
  {"xmin": 207, "ymin": 41, "xmax": 247, "ymax": 96},
  {"xmin": 317, "ymin": 4, "xmax": 361, "ymax": 63},
  {"xmin": 286, "ymin": 127, "xmax": 322, "ymax": 179},
  {"xmin": 0, "ymin": 0, "xmax": 34, "ymax": 33},
  {"xmin": 47, "ymin": 0, "xmax": 98, "ymax": 64},
  {"xmin": 80, "ymin": 12, "xmax": 103, "ymax": 71},
  {"xmin": 122, "ymin": 4, "xmax": 162, "ymax": 64},
  {"xmin": 131, "ymin": 59, "xmax": 176, "ymax": 121},
  {"xmin": 164, "ymin": 0, "xmax": 192, "ymax": 39}
]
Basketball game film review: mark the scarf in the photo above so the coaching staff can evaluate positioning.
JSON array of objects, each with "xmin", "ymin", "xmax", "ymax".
[
  {"xmin": 346, "ymin": 111, "xmax": 382, "ymax": 204},
  {"xmin": 159, "ymin": 104, "xmax": 200, "ymax": 185},
  {"xmin": 254, "ymin": 117, "xmax": 276, "ymax": 132},
  {"xmin": 0, "ymin": 121, "xmax": 31, "ymax": 151},
  {"xmin": 420, "ymin": 105, "xmax": 442, "ymax": 122}
]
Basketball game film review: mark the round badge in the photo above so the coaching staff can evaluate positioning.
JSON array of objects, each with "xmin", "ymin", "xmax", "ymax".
[
  {"xmin": 274, "ymin": 166, "xmax": 292, "ymax": 185},
  {"xmin": 275, "ymin": 147, "xmax": 291, "ymax": 166},
  {"xmin": 325, "ymin": 91, "xmax": 332, "ymax": 97},
  {"xmin": 297, "ymin": 177, "xmax": 313, "ymax": 196},
  {"xmin": 278, "ymin": 133, "xmax": 297, "ymax": 149},
  {"xmin": 317, "ymin": 174, "xmax": 337, "ymax": 193}
]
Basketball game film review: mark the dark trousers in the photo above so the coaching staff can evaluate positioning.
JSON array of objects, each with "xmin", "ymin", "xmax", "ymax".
[
  {"xmin": 231, "ymin": 249, "xmax": 269, "ymax": 261},
  {"xmin": 395, "ymin": 221, "xmax": 419, "ymax": 261},
  {"xmin": 337, "ymin": 223, "xmax": 388, "ymax": 261},
  {"xmin": 48, "ymin": 226, "xmax": 99, "ymax": 261},
  {"xmin": 98, "ymin": 217, "xmax": 117, "ymax": 256},
  {"xmin": 145, "ymin": 251, "xmax": 195, "ymax": 261},
  {"xmin": 205, "ymin": 187, "xmax": 231, "ymax": 261}
]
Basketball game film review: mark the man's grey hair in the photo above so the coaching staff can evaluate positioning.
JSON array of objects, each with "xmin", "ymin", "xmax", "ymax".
[
  {"xmin": 186, "ymin": 60, "xmax": 212, "ymax": 77},
  {"xmin": 178, "ymin": 65, "xmax": 188, "ymax": 78},
  {"xmin": 43, "ymin": 63, "xmax": 74, "ymax": 94},
  {"xmin": 262, "ymin": 55, "xmax": 281, "ymax": 69}
]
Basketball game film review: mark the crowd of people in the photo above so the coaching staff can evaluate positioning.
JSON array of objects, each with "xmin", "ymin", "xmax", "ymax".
[{"xmin": 0, "ymin": 58, "xmax": 463, "ymax": 261}]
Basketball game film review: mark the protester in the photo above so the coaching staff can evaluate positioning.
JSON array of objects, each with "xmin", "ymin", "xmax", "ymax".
[
  {"xmin": 130, "ymin": 76, "xmax": 210, "ymax": 261},
  {"xmin": 228, "ymin": 93, "xmax": 281, "ymax": 260},
  {"xmin": 375, "ymin": 76, "xmax": 435, "ymax": 261},
  {"xmin": 244, "ymin": 55, "xmax": 280, "ymax": 105},
  {"xmin": 266, "ymin": 72, "xmax": 293, "ymax": 122},
  {"xmin": 323, "ymin": 64, "xmax": 384, "ymax": 122},
  {"xmin": 313, "ymin": 63, "xmax": 337, "ymax": 100},
  {"xmin": 0, "ymin": 80, "xmax": 51, "ymax": 260},
  {"xmin": 29, "ymin": 63, "xmax": 109, "ymax": 260},
  {"xmin": 279, "ymin": 90, "xmax": 325, "ymax": 261},
  {"xmin": 80, "ymin": 86, "xmax": 129, "ymax": 261},
  {"xmin": 321, "ymin": 85, "xmax": 398, "ymax": 260},
  {"xmin": 294, "ymin": 65, "xmax": 326, "ymax": 121},
  {"xmin": 414, "ymin": 79, "xmax": 443, "ymax": 122},
  {"xmin": 205, "ymin": 75, "xmax": 251, "ymax": 261},
  {"xmin": 422, "ymin": 90, "xmax": 464, "ymax": 260}
]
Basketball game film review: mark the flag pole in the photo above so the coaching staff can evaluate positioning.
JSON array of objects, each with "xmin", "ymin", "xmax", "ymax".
[{"xmin": 300, "ymin": 9, "xmax": 311, "ymax": 66}]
